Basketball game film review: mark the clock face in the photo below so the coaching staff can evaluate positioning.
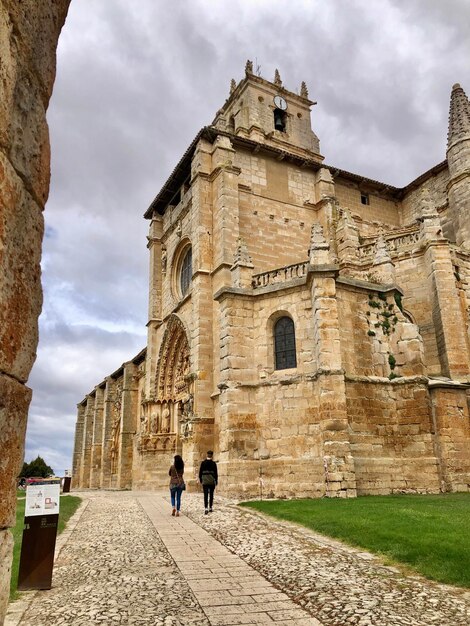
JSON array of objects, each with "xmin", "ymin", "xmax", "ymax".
[{"xmin": 273, "ymin": 95, "xmax": 287, "ymax": 110}]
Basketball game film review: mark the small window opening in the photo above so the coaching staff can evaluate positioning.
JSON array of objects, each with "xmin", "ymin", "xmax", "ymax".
[
  {"xmin": 228, "ymin": 115, "xmax": 235, "ymax": 132},
  {"xmin": 360, "ymin": 193, "xmax": 370, "ymax": 205},
  {"xmin": 273, "ymin": 108, "xmax": 287, "ymax": 132},
  {"xmin": 274, "ymin": 317, "xmax": 297, "ymax": 370}
]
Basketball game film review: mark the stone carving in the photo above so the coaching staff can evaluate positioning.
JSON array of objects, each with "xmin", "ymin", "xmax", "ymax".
[
  {"xmin": 374, "ymin": 233, "xmax": 393, "ymax": 265},
  {"xmin": 274, "ymin": 69, "xmax": 282, "ymax": 87},
  {"xmin": 150, "ymin": 412, "xmax": 159, "ymax": 433},
  {"xmin": 176, "ymin": 221, "xmax": 182, "ymax": 238},
  {"xmin": 137, "ymin": 433, "xmax": 176, "ymax": 454},
  {"xmin": 230, "ymin": 78, "xmax": 236, "ymax": 94},
  {"xmin": 358, "ymin": 230, "xmax": 420, "ymax": 260},
  {"xmin": 308, "ymin": 223, "xmax": 330, "ymax": 264},
  {"xmin": 180, "ymin": 418, "xmax": 194, "ymax": 440},
  {"xmin": 300, "ymin": 81, "xmax": 309, "ymax": 98},
  {"xmin": 419, "ymin": 187, "xmax": 436, "ymax": 216},
  {"xmin": 156, "ymin": 316, "xmax": 190, "ymax": 400},
  {"xmin": 233, "ymin": 238, "xmax": 253, "ymax": 266},
  {"xmin": 252, "ymin": 261, "xmax": 308, "ymax": 288},
  {"xmin": 448, "ymin": 82, "xmax": 470, "ymax": 142},
  {"xmin": 161, "ymin": 406, "xmax": 171, "ymax": 433},
  {"xmin": 161, "ymin": 246, "xmax": 167, "ymax": 273},
  {"xmin": 245, "ymin": 59, "xmax": 253, "ymax": 75},
  {"xmin": 109, "ymin": 379, "xmax": 123, "ymax": 474},
  {"xmin": 182, "ymin": 393, "xmax": 194, "ymax": 417}
]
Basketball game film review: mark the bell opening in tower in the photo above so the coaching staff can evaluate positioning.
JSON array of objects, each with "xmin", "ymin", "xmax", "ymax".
[{"xmin": 274, "ymin": 108, "xmax": 287, "ymax": 132}]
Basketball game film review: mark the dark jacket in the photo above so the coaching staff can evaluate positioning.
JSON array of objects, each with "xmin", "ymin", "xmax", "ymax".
[{"xmin": 199, "ymin": 459, "xmax": 218, "ymax": 485}]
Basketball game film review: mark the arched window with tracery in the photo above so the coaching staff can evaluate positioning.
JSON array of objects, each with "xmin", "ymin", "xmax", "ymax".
[
  {"xmin": 274, "ymin": 316, "xmax": 297, "ymax": 370},
  {"xmin": 180, "ymin": 247, "xmax": 192, "ymax": 297}
]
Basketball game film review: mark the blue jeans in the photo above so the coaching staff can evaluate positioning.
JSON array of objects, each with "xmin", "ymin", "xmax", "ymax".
[{"xmin": 170, "ymin": 486, "xmax": 183, "ymax": 511}]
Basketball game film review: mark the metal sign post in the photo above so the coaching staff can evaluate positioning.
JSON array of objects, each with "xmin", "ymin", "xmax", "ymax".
[{"xmin": 17, "ymin": 479, "xmax": 61, "ymax": 590}]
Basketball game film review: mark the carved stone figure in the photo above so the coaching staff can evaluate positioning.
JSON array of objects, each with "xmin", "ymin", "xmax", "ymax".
[
  {"xmin": 150, "ymin": 412, "xmax": 159, "ymax": 433},
  {"xmin": 162, "ymin": 406, "xmax": 171, "ymax": 433},
  {"xmin": 182, "ymin": 393, "xmax": 194, "ymax": 417}
]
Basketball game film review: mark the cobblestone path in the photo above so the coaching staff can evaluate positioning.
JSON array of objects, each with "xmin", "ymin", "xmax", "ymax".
[
  {"xmin": 11, "ymin": 493, "xmax": 209, "ymax": 626},
  {"xmin": 7, "ymin": 492, "xmax": 469, "ymax": 626},
  {"xmin": 181, "ymin": 494, "xmax": 470, "ymax": 626}
]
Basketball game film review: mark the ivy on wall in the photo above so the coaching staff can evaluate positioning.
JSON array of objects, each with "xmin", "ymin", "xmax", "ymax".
[{"xmin": 366, "ymin": 292, "xmax": 401, "ymax": 380}]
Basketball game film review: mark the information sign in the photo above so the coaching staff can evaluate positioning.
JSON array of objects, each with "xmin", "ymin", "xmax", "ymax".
[
  {"xmin": 17, "ymin": 479, "xmax": 61, "ymax": 590},
  {"xmin": 25, "ymin": 482, "xmax": 60, "ymax": 516}
]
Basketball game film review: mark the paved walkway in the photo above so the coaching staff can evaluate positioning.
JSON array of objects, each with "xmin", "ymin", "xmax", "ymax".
[{"xmin": 6, "ymin": 492, "xmax": 469, "ymax": 626}]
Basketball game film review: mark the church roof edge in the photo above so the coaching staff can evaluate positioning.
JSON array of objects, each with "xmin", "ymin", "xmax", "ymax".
[
  {"xmin": 77, "ymin": 346, "xmax": 148, "ymax": 404},
  {"xmin": 144, "ymin": 128, "xmax": 448, "ymax": 218}
]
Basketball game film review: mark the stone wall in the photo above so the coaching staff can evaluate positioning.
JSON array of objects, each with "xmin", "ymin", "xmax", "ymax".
[
  {"xmin": 346, "ymin": 379, "xmax": 441, "ymax": 495},
  {"xmin": 0, "ymin": 1, "xmax": 70, "ymax": 622},
  {"xmin": 335, "ymin": 181, "xmax": 401, "ymax": 228},
  {"xmin": 401, "ymin": 167, "xmax": 449, "ymax": 227}
]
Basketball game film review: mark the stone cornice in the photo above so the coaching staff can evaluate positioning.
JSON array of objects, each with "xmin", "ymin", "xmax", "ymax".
[
  {"xmin": 336, "ymin": 276, "xmax": 404, "ymax": 295},
  {"xmin": 344, "ymin": 374, "xmax": 429, "ymax": 385}
]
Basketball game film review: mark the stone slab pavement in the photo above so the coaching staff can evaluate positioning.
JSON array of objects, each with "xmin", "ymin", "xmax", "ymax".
[{"xmin": 5, "ymin": 491, "xmax": 469, "ymax": 626}]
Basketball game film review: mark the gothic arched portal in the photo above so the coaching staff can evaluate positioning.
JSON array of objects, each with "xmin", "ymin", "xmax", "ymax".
[{"xmin": 155, "ymin": 316, "xmax": 191, "ymax": 434}]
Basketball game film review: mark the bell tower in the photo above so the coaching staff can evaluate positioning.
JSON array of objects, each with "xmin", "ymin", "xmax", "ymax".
[{"xmin": 212, "ymin": 61, "xmax": 322, "ymax": 161}]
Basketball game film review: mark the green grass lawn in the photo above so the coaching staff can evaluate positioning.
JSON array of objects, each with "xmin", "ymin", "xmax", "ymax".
[
  {"xmin": 240, "ymin": 493, "xmax": 470, "ymax": 588},
  {"xmin": 10, "ymin": 494, "xmax": 82, "ymax": 600}
]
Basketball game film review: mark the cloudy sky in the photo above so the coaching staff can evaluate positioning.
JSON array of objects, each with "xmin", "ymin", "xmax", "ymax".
[{"xmin": 24, "ymin": 0, "xmax": 470, "ymax": 475}]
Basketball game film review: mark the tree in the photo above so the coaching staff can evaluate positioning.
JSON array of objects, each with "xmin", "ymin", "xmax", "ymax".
[{"xmin": 20, "ymin": 456, "xmax": 54, "ymax": 478}]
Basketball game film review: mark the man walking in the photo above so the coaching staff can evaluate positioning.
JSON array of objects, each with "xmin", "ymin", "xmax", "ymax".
[{"xmin": 199, "ymin": 450, "xmax": 218, "ymax": 514}]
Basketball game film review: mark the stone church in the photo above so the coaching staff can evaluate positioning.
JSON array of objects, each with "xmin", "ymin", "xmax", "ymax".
[{"xmin": 72, "ymin": 62, "xmax": 470, "ymax": 498}]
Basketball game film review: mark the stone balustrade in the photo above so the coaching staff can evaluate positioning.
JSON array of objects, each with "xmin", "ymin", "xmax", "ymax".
[
  {"xmin": 252, "ymin": 260, "xmax": 309, "ymax": 288},
  {"xmin": 358, "ymin": 229, "xmax": 420, "ymax": 260}
]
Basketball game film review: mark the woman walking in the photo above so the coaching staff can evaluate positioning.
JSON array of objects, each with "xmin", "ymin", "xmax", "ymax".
[{"xmin": 169, "ymin": 454, "xmax": 185, "ymax": 517}]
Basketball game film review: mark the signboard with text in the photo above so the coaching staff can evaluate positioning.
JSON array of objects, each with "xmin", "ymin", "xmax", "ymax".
[
  {"xmin": 25, "ymin": 483, "xmax": 60, "ymax": 516},
  {"xmin": 18, "ymin": 479, "xmax": 61, "ymax": 591}
]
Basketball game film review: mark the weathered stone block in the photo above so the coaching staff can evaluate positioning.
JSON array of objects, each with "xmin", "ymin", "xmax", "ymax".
[
  {"xmin": 0, "ymin": 530, "xmax": 14, "ymax": 622},
  {"xmin": 0, "ymin": 375, "xmax": 31, "ymax": 528},
  {"xmin": 0, "ymin": 153, "xmax": 43, "ymax": 382}
]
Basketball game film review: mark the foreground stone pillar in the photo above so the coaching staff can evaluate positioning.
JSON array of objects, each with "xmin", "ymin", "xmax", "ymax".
[{"xmin": 0, "ymin": 2, "xmax": 70, "ymax": 621}]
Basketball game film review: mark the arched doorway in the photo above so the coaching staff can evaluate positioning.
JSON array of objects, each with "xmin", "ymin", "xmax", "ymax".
[{"xmin": 154, "ymin": 316, "xmax": 191, "ymax": 439}]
